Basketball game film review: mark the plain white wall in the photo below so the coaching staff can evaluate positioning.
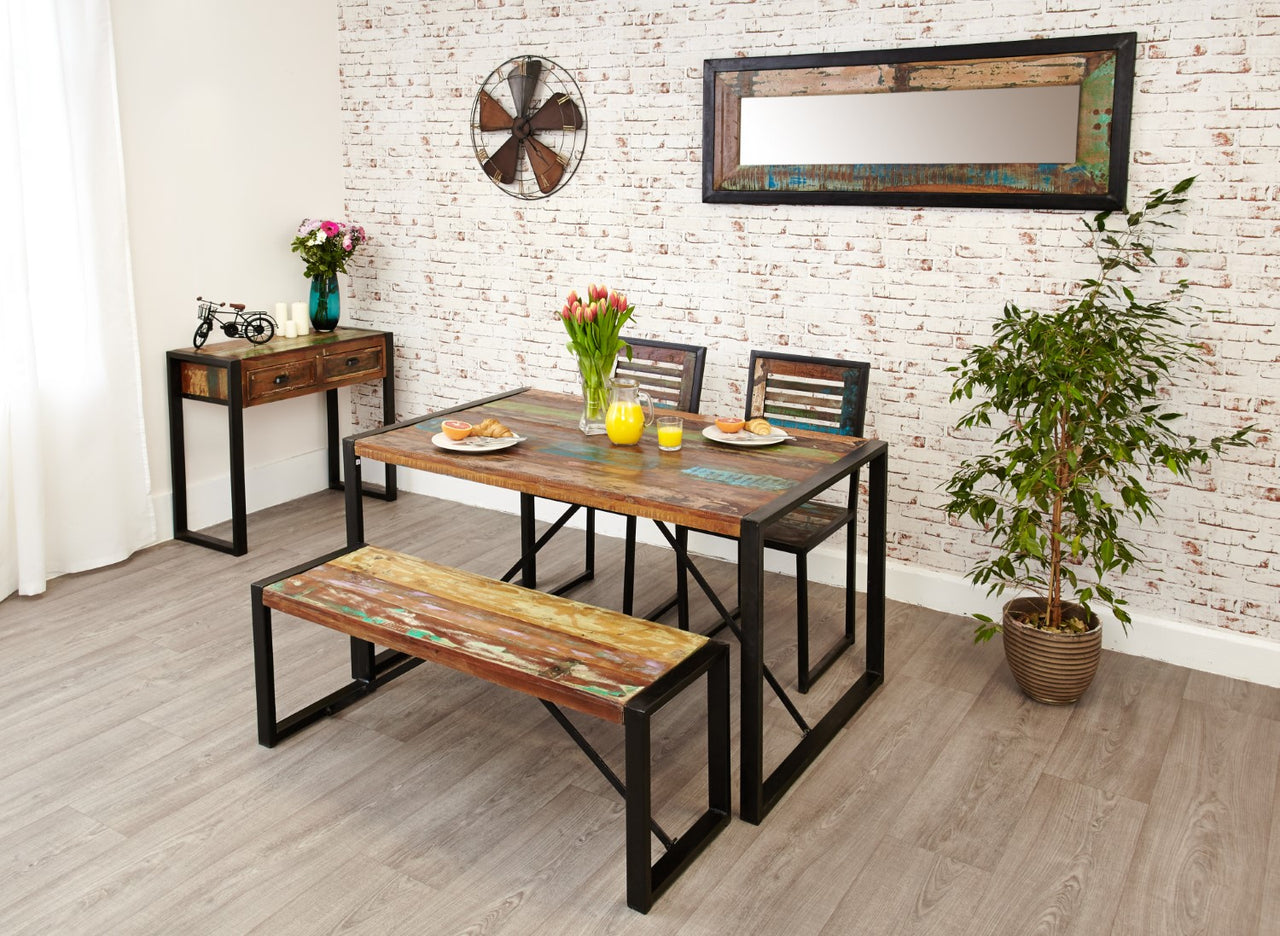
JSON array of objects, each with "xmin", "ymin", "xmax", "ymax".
[{"xmin": 111, "ymin": 0, "xmax": 347, "ymax": 534}]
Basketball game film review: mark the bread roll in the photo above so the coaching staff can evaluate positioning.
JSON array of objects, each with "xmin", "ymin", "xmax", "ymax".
[
  {"xmin": 470, "ymin": 418, "xmax": 514, "ymax": 438},
  {"xmin": 746, "ymin": 417, "xmax": 773, "ymax": 436}
]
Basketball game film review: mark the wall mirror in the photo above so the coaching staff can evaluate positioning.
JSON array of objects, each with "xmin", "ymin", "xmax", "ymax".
[{"xmin": 703, "ymin": 33, "xmax": 1136, "ymax": 210}]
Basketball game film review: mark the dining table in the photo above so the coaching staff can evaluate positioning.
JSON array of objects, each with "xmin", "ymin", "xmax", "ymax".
[{"xmin": 340, "ymin": 386, "xmax": 888, "ymax": 824}]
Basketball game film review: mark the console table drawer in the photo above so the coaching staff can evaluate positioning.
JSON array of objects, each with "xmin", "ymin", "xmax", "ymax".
[
  {"xmin": 320, "ymin": 341, "xmax": 384, "ymax": 383},
  {"xmin": 246, "ymin": 359, "xmax": 318, "ymax": 404}
]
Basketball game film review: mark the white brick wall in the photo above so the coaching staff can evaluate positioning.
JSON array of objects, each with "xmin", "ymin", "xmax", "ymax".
[{"xmin": 338, "ymin": 0, "xmax": 1279, "ymax": 642}]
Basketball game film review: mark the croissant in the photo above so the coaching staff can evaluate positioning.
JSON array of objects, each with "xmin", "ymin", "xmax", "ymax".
[
  {"xmin": 470, "ymin": 417, "xmax": 514, "ymax": 438},
  {"xmin": 746, "ymin": 417, "xmax": 774, "ymax": 436}
]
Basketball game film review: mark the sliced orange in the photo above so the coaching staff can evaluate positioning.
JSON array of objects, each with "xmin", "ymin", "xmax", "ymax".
[
  {"xmin": 715, "ymin": 416, "xmax": 744, "ymax": 434},
  {"xmin": 442, "ymin": 419, "xmax": 472, "ymax": 441}
]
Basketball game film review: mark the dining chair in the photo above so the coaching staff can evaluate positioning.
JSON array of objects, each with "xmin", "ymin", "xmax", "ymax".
[
  {"xmin": 501, "ymin": 337, "xmax": 707, "ymax": 620},
  {"xmin": 685, "ymin": 349, "xmax": 871, "ymax": 692}
]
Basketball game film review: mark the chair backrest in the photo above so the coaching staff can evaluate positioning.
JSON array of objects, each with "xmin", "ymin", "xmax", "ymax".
[
  {"xmin": 615, "ymin": 337, "xmax": 708, "ymax": 412},
  {"xmin": 745, "ymin": 350, "xmax": 870, "ymax": 436}
]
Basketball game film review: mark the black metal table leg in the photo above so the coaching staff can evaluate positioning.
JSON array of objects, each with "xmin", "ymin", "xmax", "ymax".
[
  {"xmin": 739, "ymin": 443, "xmax": 889, "ymax": 825},
  {"xmin": 344, "ymin": 437, "xmax": 365, "ymax": 549},
  {"xmin": 520, "ymin": 492, "xmax": 538, "ymax": 589},
  {"xmin": 169, "ymin": 353, "xmax": 246, "ymax": 555},
  {"xmin": 738, "ymin": 519, "xmax": 766, "ymax": 824},
  {"xmin": 167, "ymin": 354, "xmax": 191, "ymax": 544},
  {"xmin": 328, "ymin": 378, "xmax": 398, "ymax": 500},
  {"xmin": 227, "ymin": 366, "xmax": 248, "ymax": 555},
  {"xmin": 380, "ymin": 334, "xmax": 398, "ymax": 500}
]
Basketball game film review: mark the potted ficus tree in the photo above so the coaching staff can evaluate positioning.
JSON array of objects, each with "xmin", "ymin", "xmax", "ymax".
[{"xmin": 943, "ymin": 178, "xmax": 1254, "ymax": 703}]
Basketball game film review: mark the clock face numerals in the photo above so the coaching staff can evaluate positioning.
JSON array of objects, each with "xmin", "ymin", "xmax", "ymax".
[{"xmin": 470, "ymin": 56, "xmax": 587, "ymax": 200}]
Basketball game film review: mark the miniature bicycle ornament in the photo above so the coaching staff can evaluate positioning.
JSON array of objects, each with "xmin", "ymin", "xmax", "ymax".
[{"xmin": 193, "ymin": 296, "xmax": 277, "ymax": 349}]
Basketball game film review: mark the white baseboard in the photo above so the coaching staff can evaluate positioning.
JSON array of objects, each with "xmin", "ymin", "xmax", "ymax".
[
  {"xmin": 151, "ymin": 447, "xmax": 331, "ymax": 541},
  {"xmin": 158, "ymin": 462, "xmax": 1280, "ymax": 689}
]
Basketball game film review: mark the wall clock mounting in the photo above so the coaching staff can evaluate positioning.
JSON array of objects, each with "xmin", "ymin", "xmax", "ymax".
[{"xmin": 471, "ymin": 56, "xmax": 587, "ymax": 200}]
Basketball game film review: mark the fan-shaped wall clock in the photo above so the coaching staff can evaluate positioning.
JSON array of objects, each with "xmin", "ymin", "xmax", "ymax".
[{"xmin": 470, "ymin": 56, "xmax": 587, "ymax": 200}]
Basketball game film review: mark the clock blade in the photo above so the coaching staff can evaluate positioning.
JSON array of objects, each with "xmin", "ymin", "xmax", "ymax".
[
  {"xmin": 525, "ymin": 136, "xmax": 567, "ymax": 194},
  {"xmin": 507, "ymin": 58, "xmax": 543, "ymax": 118},
  {"xmin": 477, "ymin": 90, "xmax": 514, "ymax": 131},
  {"xmin": 482, "ymin": 135, "xmax": 521, "ymax": 185},
  {"xmin": 527, "ymin": 94, "xmax": 583, "ymax": 132}
]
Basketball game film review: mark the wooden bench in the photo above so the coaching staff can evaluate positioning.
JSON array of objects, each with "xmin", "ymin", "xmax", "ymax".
[{"xmin": 250, "ymin": 544, "xmax": 730, "ymax": 913}]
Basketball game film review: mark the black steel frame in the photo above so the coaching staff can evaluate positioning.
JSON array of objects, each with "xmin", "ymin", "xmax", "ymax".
[
  {"xmin": 166, "ymin": 332, "xmax": 397, "ymax": 556},
  {"xmin": 341, "ymin": 388, "xmax": 888, "ymax": 826},
  {"xmin": 738, "ymin": 441, "xmax": 887, "ymax": 822},
  {"xmin": 250, "ymin": 545, "xmax": 731, "ymax": 914}
]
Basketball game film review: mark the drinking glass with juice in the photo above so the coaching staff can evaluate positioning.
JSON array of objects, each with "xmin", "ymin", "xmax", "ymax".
[{"xmin": 656, "ymin": 416, "xmax": 683, "ymax": 451}]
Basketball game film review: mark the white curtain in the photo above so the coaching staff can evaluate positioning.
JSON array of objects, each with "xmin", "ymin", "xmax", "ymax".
[{"xmin": 0, "ymin": 0, "xmax": 154, "ymax": 599}]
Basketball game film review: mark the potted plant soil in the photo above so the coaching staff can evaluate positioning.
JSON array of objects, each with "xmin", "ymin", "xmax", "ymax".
[{"xmin": 943, "ymin": 178, "xmax": 1254, "ymax": 703}]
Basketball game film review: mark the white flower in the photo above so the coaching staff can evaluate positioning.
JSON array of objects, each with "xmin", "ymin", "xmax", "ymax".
[{"xmin": 312, "ymin": 231, "xmax": 326, "ymax": 245}]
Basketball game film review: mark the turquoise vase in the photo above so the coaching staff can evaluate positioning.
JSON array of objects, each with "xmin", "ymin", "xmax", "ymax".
[{"xmin": 309, "ymin": 274, "xmax": 340, "ymax": 332}]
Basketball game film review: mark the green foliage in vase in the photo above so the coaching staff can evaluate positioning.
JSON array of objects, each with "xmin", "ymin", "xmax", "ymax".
[
  {"xmin": 558, "ymin": 284, "xmax": 636, "ymax": 404},
  {"xmin": 943, "ymin": 178, "xmax": 1255, "ymax": 642}
]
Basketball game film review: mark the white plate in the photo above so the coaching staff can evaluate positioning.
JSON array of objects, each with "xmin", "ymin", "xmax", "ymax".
[
  {"xmin": 430, "ymin": 432, "xmax": 524, "ymax": 453},
  {"xmin": 701, "ymin": 425, "xmax": 790, "ymax": 447}
]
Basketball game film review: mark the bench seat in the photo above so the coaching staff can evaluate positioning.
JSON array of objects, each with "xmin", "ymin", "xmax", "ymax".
[
  {"xmin": 260, "ymin": 545, "xmax": 708, "ymax": 723},
  {"xmin": 251, "ymin": 544, "xmax": 730, "ymax": 913}
]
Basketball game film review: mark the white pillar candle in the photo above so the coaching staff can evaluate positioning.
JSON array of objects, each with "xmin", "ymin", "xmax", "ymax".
[
  {"xmin": 283, "ymin": 319, "xmax": 297, "ymax": 339},
  {"xmin": 291, "ymin": 301, "xmax": 309, "ymax": 335},
  {"xmin": 274, "ymin": 301, "xmax": 289, "ymax": 324}
]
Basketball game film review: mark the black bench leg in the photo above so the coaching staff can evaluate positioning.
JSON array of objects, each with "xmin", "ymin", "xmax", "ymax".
[
  {"xmin": 251, "ymin": 550, "xmax": 425, "ymax": 748},
  {"xmin": 623, "ymin": 641, "xmax": 731, "ymax": 913},
  {"xmin": 252, "ymin": 585, "xmax": 279, "ymax": 747},
  {"xmin": 252, "ymin": 579, "xmax": 374, "ymax": 748}
]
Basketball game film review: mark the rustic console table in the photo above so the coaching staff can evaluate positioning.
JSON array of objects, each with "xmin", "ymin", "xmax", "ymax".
[{"xmin": 167, "ymin": 327, "xmax": 397, "ymax": 555}]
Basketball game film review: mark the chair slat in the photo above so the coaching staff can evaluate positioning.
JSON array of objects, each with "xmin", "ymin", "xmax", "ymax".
[{"xmin": 621, "ymin": 338, "xmax": 708, "ymax": 413}]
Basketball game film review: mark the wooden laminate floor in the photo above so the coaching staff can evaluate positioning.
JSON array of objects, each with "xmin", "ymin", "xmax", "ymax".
[{"xmin": 1, "ymin": 490, "xmax": 1277, "ymax": 935}]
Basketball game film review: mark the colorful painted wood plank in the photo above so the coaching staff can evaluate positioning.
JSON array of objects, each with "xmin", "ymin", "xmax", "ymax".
[
  {"xmin": 262, "ymin": 545, "xmax": 709, "ymax": 723},
  {"xmin": 178, "ymin": 363, "xmax": 227, "ymax": 401},
  {"xmin": 748, "ymin": 354, "xmax": 868, "ymax": 435}
]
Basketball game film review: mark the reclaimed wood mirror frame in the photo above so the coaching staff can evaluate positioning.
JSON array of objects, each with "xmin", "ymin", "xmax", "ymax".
[{"xmin": 702, "ymin": 33, "xmax": 1136, "ymax": 210}]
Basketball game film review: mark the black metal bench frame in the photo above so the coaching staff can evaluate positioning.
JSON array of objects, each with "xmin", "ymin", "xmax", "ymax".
[{"xmin": 250, "ymin": 545, "xmax": 731, "ymax": 913}]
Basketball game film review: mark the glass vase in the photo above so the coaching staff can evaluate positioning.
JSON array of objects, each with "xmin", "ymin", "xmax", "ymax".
[
  {"xmin": 580, "ymin": 377, "xmax": 608, "ymax": 435},
  {"xmin": 309, "ymin": 274, "xmax": 341, "ymax": 332}
]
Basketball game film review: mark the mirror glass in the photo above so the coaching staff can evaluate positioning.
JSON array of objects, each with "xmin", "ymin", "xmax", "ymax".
[{"xmin": 739, "ymin": 85, "xmax": 1081, "ymax": 166}]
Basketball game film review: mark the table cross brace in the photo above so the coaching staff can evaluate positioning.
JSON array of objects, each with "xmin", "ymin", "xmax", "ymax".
[{"xmin": 651, "ymin": 521, "xmax": 812, "ymax": 737}]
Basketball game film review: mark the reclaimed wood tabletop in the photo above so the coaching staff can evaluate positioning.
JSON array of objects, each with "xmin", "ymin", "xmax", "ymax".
[{"xmin": 354, "ymin": 388, "xmax": 872, "ymax": 537}]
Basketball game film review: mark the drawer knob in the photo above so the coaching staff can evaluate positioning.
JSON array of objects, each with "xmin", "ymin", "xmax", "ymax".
[
  {"xmin": 273, "ymin": 374, "xmax": 289, "ymax": 386},
  {"xmin": 345, "ymin": 356, "xmax": 360, "ymax": 366}
]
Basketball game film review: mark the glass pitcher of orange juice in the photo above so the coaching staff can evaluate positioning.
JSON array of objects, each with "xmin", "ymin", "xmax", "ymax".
[{"xmin": 605, "ymin": 377, "xmax": 654, "ymax": 445}]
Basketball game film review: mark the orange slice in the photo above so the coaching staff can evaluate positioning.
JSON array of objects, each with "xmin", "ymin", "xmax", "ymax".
[
  {"xmin": 442, "ymin": 420, "xmax": 472, "ymax": 441},
  {"xmin": 715, "ymin": 416, "xmax": 744, "ymax": 434}
]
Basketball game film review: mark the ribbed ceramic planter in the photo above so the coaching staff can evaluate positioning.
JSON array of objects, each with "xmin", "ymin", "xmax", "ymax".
[{"xmin": 1001, "ymin": 596, "xmax": 1102, "ymax": 705}]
